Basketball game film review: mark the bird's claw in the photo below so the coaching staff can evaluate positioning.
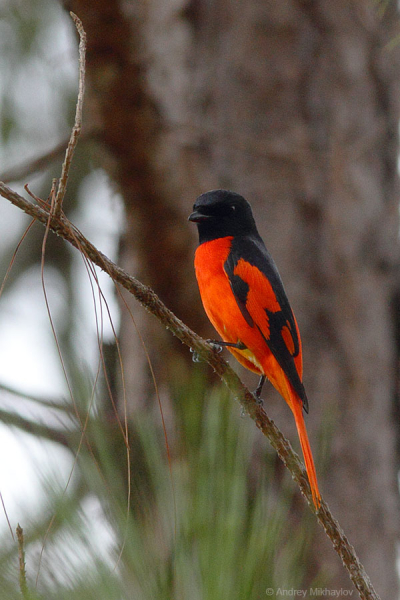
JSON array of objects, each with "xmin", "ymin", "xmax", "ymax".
[
  {"xmin": 206, "ymin": 340, "xmax": 223, "ymax": 353},
  {"xmin": 190, "ymin": 348, "xmax": 203, "ymax": 363},
  {"xmin": 252, "ymin": 392, "xmax": 264, "ymax": 406},
  {"xmin": 190, "ymin": 340, "xmax": 224, "ymax": 361}
]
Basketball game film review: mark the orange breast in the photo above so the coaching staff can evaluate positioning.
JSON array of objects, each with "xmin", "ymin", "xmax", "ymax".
[
  {"xmin": 195, "ymin": 237, "xmax": 236, "ymax": 337},
  {"xmin": 194, "ymin": 238, "xmax": 267, "ymax": 375}
]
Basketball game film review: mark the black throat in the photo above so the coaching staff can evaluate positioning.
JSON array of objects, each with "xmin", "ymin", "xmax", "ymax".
[{"xmin": 196, "ymin": 212, "xmax": 259, "ymax": 244}]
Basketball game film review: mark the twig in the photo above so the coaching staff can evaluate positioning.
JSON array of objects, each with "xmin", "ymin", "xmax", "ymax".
[
  {"xmin": 16, "ymin": 524, "xmax": 29, "ymax": 599},
  {"xmin": 0, "ymin": 138, "xmax": 71, "ymax": 184},
  {"xmin": 0, "ymin": 404, "xmax": 74, "ymax": 448},
  {"xmin": 1, "ymin": 490, "xmax": 14, "ymax": 542},
  {"xmin": 0, "ymin": 130, "xmax": 95, "ymax": 185},
  {"xmin": 53, "ymin": 13, "xmax": 86, "ymax": 217},
  {"xmin": 0, "ymin": 382, "xmax": 75, "ymax": 415},
  {"xmin": 0, "ymin": 180, "xmax": 380, "ymax": 600}
]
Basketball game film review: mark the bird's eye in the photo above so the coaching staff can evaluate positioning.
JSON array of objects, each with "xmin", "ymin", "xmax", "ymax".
[{"xmin": 231, "ymin": 205, "xmax": 236, "ymax": 211}]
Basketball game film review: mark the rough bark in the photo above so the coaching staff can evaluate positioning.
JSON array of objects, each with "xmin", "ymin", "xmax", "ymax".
[{"xmin": 66, "ymin": 0, "xmax": 400, "ymax": 595}]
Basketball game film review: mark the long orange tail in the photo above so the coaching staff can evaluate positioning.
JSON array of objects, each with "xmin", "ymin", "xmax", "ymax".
[{"xmin": 289, "ymin": 391, "xmax": 321, "ymax": 509}]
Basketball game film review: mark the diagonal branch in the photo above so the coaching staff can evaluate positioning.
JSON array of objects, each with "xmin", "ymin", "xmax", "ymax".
[
  {"xmin": 0, "ymin": 382, "xmax": 76, "ymax": 415},
  {"xmin": 0, "ymin": 405, "xmax": 73, "ymax": 448},
  {"xmin": 0, "ymin": 129, "xmax": 96, "ymax": 184},
  {"xmin": 0, "ymin": 179, "xmax": 379, "ymax": 600},
  {"xmin": 0, "ymin": 138, "xmax": 72, "ymax": 184}
]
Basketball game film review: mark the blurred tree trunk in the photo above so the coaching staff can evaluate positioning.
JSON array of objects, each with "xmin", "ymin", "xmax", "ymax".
[{"xmin": 68, "ymin": 0, "xmax": 399, "ymax": 595}]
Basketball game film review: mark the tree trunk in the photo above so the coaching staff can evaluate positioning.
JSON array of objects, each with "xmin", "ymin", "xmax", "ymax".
[{"xmin": 68, "ymin": 0, "xmax": 400, "ymax": 594}]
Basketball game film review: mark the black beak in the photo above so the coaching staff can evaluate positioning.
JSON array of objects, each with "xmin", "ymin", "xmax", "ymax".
[{"xmin": 188, "ymin": 210, "xmax": 212, "ymax": 223}]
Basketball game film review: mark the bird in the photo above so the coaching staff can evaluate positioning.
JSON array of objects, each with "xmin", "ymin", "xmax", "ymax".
[{"xmin": 188, "ymin": 189, "xmax": 320, "ymax": 509}]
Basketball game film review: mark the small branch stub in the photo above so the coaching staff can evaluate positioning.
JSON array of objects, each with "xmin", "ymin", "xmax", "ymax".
[{"xmin": 16, "ymin": 524, "xmax": 29, "ymax": 599}]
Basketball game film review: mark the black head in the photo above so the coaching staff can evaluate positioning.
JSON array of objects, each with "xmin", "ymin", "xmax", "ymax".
[{"xmin": 188, "ymin": 189, "xmax": 258, "ymax": 243}]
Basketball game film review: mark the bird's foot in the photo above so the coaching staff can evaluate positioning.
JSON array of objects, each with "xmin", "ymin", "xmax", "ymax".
[
  {"xmin": 206, "ymin": 340, "xmax": 224, "ymax": 353},
  {"xmin": 252, "ymin": 392, "xmax": 264, "ymax": 406},
  {"xmin": 206, "ymin": 339, "xmax": 247, "ymax": 352},
  {"xmin": 252, "ymin": 375, "xmax": 266, "ymax": 405},
  {"xmin": 190, "ymin": 348, "xmax": 203, "ymax": 363},
  {"xmin": 191, "ymin": 338, "xmax": 243, "ymax": 361}
]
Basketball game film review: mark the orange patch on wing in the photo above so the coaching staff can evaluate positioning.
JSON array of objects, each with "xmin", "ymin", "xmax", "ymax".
[
  {"xmin": 233, "ymin": 259, "xmax": 280, "ymax": 312},
  {"xmin": 281, "ymin": 322, "xmax": 295, "ymax": 355},
  {"xmin": 292, "ymin": 315, "xmax": 303, "ymax": 378},
  {"xmin": 233, "ymin": 258, "xmax": 281, "ymax": 340}
]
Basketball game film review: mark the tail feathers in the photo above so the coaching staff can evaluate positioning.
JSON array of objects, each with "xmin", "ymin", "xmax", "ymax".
[{"xmin": 290, "ymin": 390, "xmax": 321, "ymax": 509}]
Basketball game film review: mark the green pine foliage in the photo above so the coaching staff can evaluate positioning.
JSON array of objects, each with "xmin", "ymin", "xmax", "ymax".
[{"xmin": 0, "ymin": 371, "xmax": 323, "ymax": 599}]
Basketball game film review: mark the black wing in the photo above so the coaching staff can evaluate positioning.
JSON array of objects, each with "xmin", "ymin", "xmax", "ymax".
[{"xmin": 224, "ymin": 234, "xmax": 308, "ymax": 411}]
